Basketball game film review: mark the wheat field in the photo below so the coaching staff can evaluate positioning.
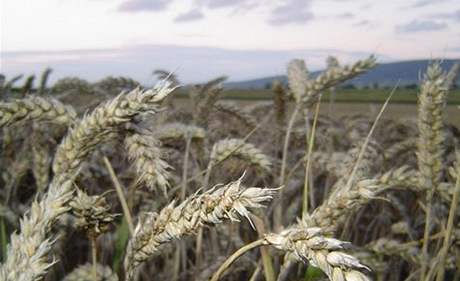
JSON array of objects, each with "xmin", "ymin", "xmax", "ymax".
[{"xmin": 0, "ymin": 56, "xmax": 459, "ymax": 281}]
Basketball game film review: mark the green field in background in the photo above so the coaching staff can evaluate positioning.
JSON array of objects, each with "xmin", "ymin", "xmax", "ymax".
[{"xmin": 210, "ymin": 88, "xmax": 460, "ymax": 103}]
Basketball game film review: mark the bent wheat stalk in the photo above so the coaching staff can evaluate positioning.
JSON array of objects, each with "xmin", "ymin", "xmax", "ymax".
[{"xmin": 212, "ymin": 226, "xmax": 371, "ymax": 281}]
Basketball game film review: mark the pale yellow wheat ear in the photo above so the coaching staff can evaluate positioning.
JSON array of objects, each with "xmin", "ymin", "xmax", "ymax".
[
  {"xmin": 93, "ymin": 76, "xmax": 141, "ymax": 96},
  {"xmin": 264, "ymin": 227, "xmax": 372, "ymax": 281},
  {"xmin": 124, "ymin": 126, "xmax": 173, "ymax": 192},
  {"xmin": 287, "ymin": 58, "xmax": 309, "ymax": 103},
  {"xmin": 31, "ymin": 138, "xmax": 52, "ymax": 192},
  {"xmin": 53, "ymin": 81, "xmax": 175, "ymax": 182},
  {"xmin": 301, "ymin": 55, "xmax": 377, "ymax": 106},
  {"xmin": 417, "ymin": 62, "xmax": 448, "ymax": 280},
  {"xmin": 310, "ymin": 166, "xmax": 415, "ymax": 233},
  {"xmin": 157, "ymin": 122, "xmax": 206, "ymax": 145},
  {"xmin": 212, "ymin": 225, "xmax": 371, "ymax": 281},
  {"xmin": 0, "ymin": 81, "xmax": 175, "ymax": 281},
  {"xmin": 445, "ymin": 61, "xmax": 459, "ymax": 90},
  {"xmin": 0, "ymin": 96, "xmax": 77, "ymax": 128},
  {"xmin": 123, "ymin": 177, "xmax": 278, "ymax": 280},
  {"xmin": 209, "ymin": 138, "xmax": 272, "ymax": 174},
  {"xmin": 63, "ymin": 263, "xmax": 118, "ymax": 281},
  {"xmin": 417, "ymin": 61, "xmax": 447, "ymax": 190},
  {"xmin": 214, "ymin": 102, "xmax": 258, "ymax": 129},
  {"xmin": 191, "ymin": 76, "xmax": 227, "ymax": 128},
  {"xmin": 51, "ymin": 76, "xmax": 93, "ymax": 95},
  {"xmin": 69, "ymin": 188, "xmax": 118, "ymax": 238}
]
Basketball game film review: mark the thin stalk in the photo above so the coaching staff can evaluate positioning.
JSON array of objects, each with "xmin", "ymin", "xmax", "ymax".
[
  {"xmin": 252, "ymin": 215, "xmax": 275, "ymax": 281},
  {"xmin": 303, "ymin": 96, "xmax": 321, "ymax": 216},
  {"xmin": 91, "ymin": 236, "xmax": 98, "ymax": 281},
  {"xmin": 435, "ymin": 164, "xmax": 460, "ymax": 281},
  {"xmin": 172, "ymin": 245, "xmax": 181, "ymax": 281},
  {"xmin": 420, "ymin": 182, "xmax": 434, "ymax": 281},
  {"xmin": 103, "ymin": 156, "xmax": 134, "ymax": 235},
  {"xmin": 179, "ymin": 136, "xmax": 191, "ymax": 276},
  {"xmin": 0, "ymin": 218, "xmax": 6, "ymax": 261},
  {"xmin": 181, "ymin": 135, "xmax": 192, "ymax": 200},
  {"xmin": 248, "ymin": 264, "xmax": 262, "ymax": 281},
  {"xmin": 342, "ymin": 81, "xmax": 399, "ymax": 195},
  {"xmin": 275, "ymin": 104, "xmax": 300, "ymax": 230},
  {"xmin": 210, "ymin": 239, "xmax": 265, "ymax": 281}
]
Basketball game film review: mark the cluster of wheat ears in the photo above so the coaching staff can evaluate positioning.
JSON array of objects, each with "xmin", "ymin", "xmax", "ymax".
[{"xmin": 0, "ymin": 56, "xmax": 459, "ymax": 281}]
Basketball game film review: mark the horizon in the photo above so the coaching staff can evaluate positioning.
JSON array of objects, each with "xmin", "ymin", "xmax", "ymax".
[{"xmin": 1, "ymin": 0, "xmax": 460, "ymax": 84}]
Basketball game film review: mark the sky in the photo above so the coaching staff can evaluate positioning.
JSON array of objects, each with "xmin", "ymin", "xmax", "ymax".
[{"xmin": 1, "ymin": 0, "xmax": 459, "ymax": 84}]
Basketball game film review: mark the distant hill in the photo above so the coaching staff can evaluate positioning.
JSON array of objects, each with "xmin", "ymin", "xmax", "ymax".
[{"xmin": 224, "ymin": 59, "xmax": 460, "ymax": 89}]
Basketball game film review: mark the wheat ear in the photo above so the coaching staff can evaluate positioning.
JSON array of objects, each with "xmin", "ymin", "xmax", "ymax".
[
  {"xmin": 315, "ymin": 166, "xmax": 416, "ymax": 232},
  {"xmin": 301, "ymin": 55, "xmax": 376, "ymax": 106},
  {"xmin": 209, "ymin": 138, "xmax": 272, "ymax": 174},
  {"xmin": 0, "ymin": 96, "xmax": 77, "ymax": 128},
  {"xmin": 212, "ymin": 226, "xmax": 371, "ymax": 281},
  {"xmin": 53, "ymin": 83, "xmax": 175, "ymax": 182},
  {"xmin": 214, "ymin": 102, "xmax": 258, "ymax": 129},
  {"xmin": 63, "ymin": 263, "xmax": 118, "ymax": 281},
  {"xmin": 157, "ymin": 122, "xmax": 206, "ymax": 144},
  {"xmin": 0, "ymin": 82, "xmax": 174, "ymax": 281},
  {"xmin": 124, "ymin": 126, "xmax": 172, "ymax": 192},
  {"xmin": 265, "ymin": 227, "xmax": 371, "ymax": 281},
  {"xmin": 124, "ymin": 177, "xmax": 278, "ymax": 280},
  {"xmin": 417, "ymin": 62, "xmax": 448, "ymax": 279}
]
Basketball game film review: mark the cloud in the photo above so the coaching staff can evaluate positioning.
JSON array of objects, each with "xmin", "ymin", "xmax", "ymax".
[
  {"xmin": 118, "ymin": 0, "xmax": 170, "ymax": 12},
  {"xmin": 353, "ymin": 20, "xmax": 371, "ymax": 27},
  {"xmin": 396, "ymin": 20, "xmax": 447, "ymax": 32},
  {"xmin": 198, "ymin": 0, "xmax": 250, "ymax": 9},
  {"xmin": 174, "ymin": 9, "xmax": 204, "ymax": 22},
  {"xmin": 268, "ymin": 0, "xmax": 314, "ymax": 25},
  {"xmin": 428, "ymin": 9, "xmax": 460, "ymax": 21},
  {"xmin": 336, "ymin": 13, "xmax": 354, "ymax": 19},
  {"xmin": 412, "ymin": 0, "xmax": 449, "ymax": 8},
  {"xmin": 1, "ymin": 45, "xmax": 379, "ymax": 85}
]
